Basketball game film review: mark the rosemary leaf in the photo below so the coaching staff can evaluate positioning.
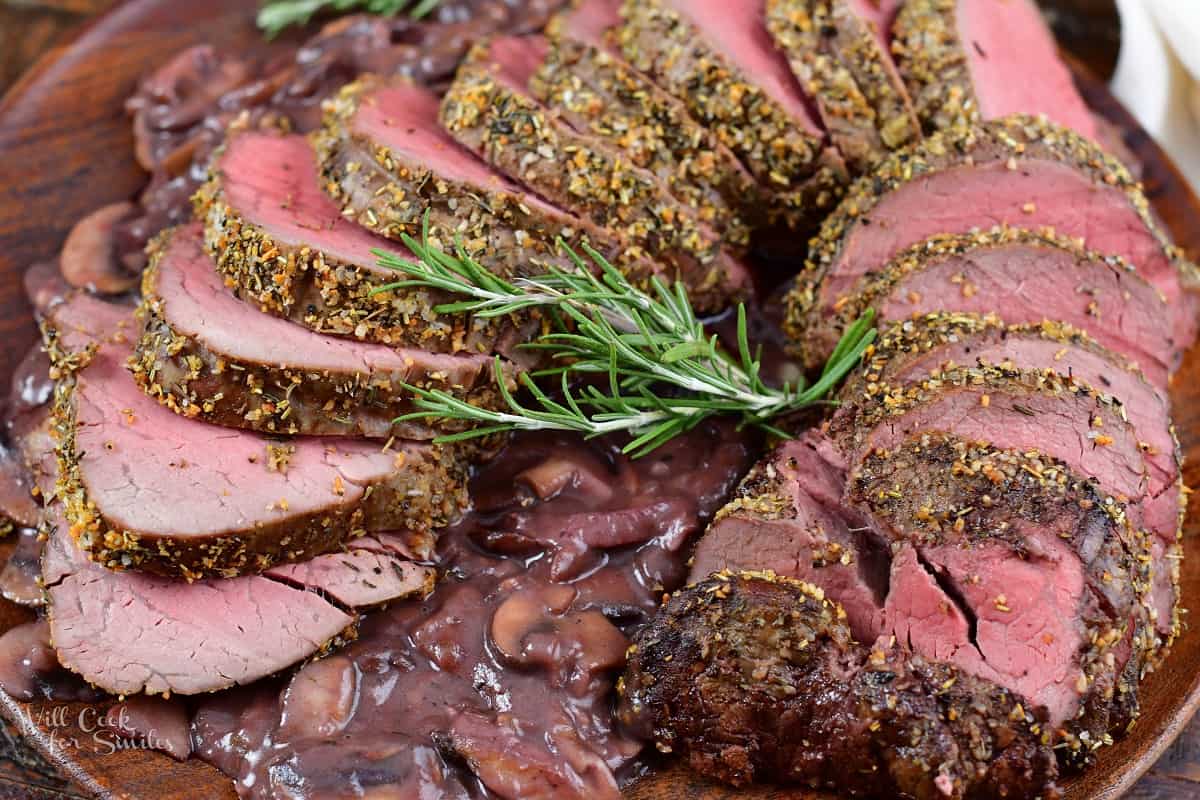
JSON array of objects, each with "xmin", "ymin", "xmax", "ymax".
[
  {"xmin": 257, "ymin": 0, "xmax": 441, "ymax": 38},
  {"xmin": 380, "ymin": 214, "xmax": 877, "ymax": 455}
]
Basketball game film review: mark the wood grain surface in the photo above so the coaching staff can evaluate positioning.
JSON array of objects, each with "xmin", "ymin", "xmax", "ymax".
[{"xmin": 0, "ymin": 1, "xmax": 1198, "ymax": 799}]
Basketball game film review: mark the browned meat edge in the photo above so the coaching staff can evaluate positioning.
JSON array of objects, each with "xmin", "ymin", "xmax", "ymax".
[
  {"xmin": 313, "ymin": 77, "xmax": 667, "ymax": 293},
  {"xmin": 616, "ymin": 0, "xmax": 849, "ymax": 226},
  {"xmin": 766, "ymin": 0, "xmax": 921, "ymax": 173},
  {"xmin": 533, "ymin": 26, "xmax": 757, "ymax": 244},
  {"xmin": 619, "ymin": 571, "xmax": 1061, "ymax": 798},
  {"xmin": 890, "ymin": 0, "xmax": 980, "ymax": 132},
  {"xmin": 440, "ymin": 42, "xmax": 750, "ymax": 310}
]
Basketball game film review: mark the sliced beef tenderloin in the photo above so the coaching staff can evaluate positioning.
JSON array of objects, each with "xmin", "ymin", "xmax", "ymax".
[
  {"xmin": 0, "ymin": 289, "xmax": 141, "ymax": 604},
  {"xmin": 35, "ymin": 286, "xmax": 138, "ymax": 493},
  {"xmin": 40, "ymin": 285, "xmax": 133, "ymax": 356},
  {"xmin": 691, "ymin": 431, "xmax": 889, "ymax": 643},
  {"xmin": 616, "ymin": 0, "xmax": 849, "ymax": 226},
  {"xmin": 854, "ymin": 314, "xmax": 1183, "ymax": 641},
  {"xmin": 30, "ymin": 286, "xmax": 136, "ymax": 506},
  {"xmin": 197, "ymin": 130, "xmax": 535, "ymax": 356},
  {"xmin": 133, "ymin": 225, "xmax": 508, "ymax": 439},
  {"xmin": 619, "ymin": 572, "xmax": 1060, "ymax": 798},
  {"xmin": 313, "ymin": 77, "xmax": 673, "ymax": 305},
  {"xmin": 812, "ymin": 227, "xmax": 1177, "ymax": 388},
  {"xmin": 892, "ymin": 0, "xmax": 1098, "ymax": 139},
  {"xmin": 43, "ymin": 510, "xmax": 435, "ymax": 696},
  {"xmin": 534, "ymin": 0, "xmax": 760, "ymax": 238},
  {"xmin": 766, "ymin": 0, "xmax": 921, "ymax": 173},
  {"xmin": 442, "ymin": 35, "xmax": 753, "ymax": 307},
  {"xmin": 53, "ymin": 307, "xmax": 467, "ymax": 580},
  {"xmin": 264, "ymin": 548, "xmax": 434, "ymax": 609},
  {"xmin": 784, "ymin": 116, "xmax": 1200, "ymax": 367},
  {"xmin": 849, "ymin": 434, "xmax": 1155, "ymax": 757},
  {"xmin": 828, "ymin": 364, "xmax": 1152, "ymax": 545}
]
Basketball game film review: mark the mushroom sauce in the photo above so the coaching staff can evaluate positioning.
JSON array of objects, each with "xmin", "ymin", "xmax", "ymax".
[{"xmin": 191, "ymin": 425, "xmax": 756, "ymax": 798}]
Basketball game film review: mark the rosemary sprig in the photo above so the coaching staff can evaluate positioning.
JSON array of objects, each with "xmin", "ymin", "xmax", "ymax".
[
  {"xmin": 372, "ymin": 222, "xmax": 876, "ymax": 456},
  {"xmin": 257, "ymin": 0, "xmax": 441, "ymax": 38}
]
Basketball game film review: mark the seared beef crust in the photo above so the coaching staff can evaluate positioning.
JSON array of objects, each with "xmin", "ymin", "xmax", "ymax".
[{"xmin": 620, "ymin": 572, "xmax": 1061, "ymax": 798}]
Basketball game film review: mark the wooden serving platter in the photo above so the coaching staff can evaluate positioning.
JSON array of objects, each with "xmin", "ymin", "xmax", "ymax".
[{"xmin": 0, "ymin": 2, "xmax": 1197, "ymax": 798}]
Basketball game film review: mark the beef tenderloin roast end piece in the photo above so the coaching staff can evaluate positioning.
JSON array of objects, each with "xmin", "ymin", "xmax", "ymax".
[
  {"xmin": 619, "ymin": 571, "xmax": 1061, "ymax": 799},
  {"xmin": 851, "ymin": 433, "xmax": 1157, "ymax": 754}
]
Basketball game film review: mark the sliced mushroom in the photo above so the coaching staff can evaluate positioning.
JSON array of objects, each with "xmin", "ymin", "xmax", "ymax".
[
  {"xmin": 278, "ymin": 654, "xmax": 359, "ymax": 740},
  {"xmin": 490, "ymin": 585, "xmax": 629, "ymax": 691},
  {"xmin": 490, "ymin": 585, "xmax": 576, "ymax": 664},
  {"xmin": 449, "ymin": 711, "xmax": 622, "ymax": 800},
  {"xmin": 0, "ymin": 620, "xmax": 58, "ymax": 701},
  {"xmin": 516, "ymin": 456, "xmax": 614, "ymax": 503},
  {"xmin": 127, "ymin": 45, "xmax": 252, "ymax": 174},
  {"xmin": 23, "ymin": 260, "xmax": 70, "ymax": 315},
  {"xmin": 60, "ymin": 202, "xmax": 140, "ymax": 294},
  {"xmin": 104, "ymin": 695, "xmax": 192, "ymax": 760}
]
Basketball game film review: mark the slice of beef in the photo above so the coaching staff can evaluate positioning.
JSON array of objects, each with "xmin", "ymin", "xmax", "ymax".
[
  {"xmin": 59, "ymin": 201, "xmax": 141, "ymax": 295},
  {"xmin": 133, "ymin": 224, "xmax": 507, "ymax": 439},
  {"xmin": 534, "ymin": 0, "xmax": 760, "ymax": 239},
  {"xmin": 40, "ymin": 284, "xmax": 133, "ymax": 354},
  {"xmin": 0, "ymin": 288, "xmax": 142, "ymax": 604},
  {"xmin": 892, "ymin": 0, "xmax": 1098, "ymax": 139},
  {"xmin": 853, "ymin": 314, "xmax": 1183, "ymax": 639},
  {"xmin": 43, "ymin": 510, "xmax": 435, "ymax": 695},
  {"xmin": 52, "ymin": 307, "xmax": 467, "ymax": 579},
  {"xmin": 849, "ymin": 434, "xmax": 1155, "ymax": 755},
  {"xmin": 827, "ymin": 364, "xmax": 1152, "ymax": 547},
  {"xmin": 766, "ymin": 0, "xmax": 921, "ymax": 173},
  {"xmin": 442, "ymin": 35, "xmax": 753, "ymax": 308},
  {"xmin": 313, "ymin": 77, "xmax": 673, "ymax": 306},
  {"xmin": 808, "ymin": 227, "xmax": 1177, "ymax": 388},
  {"xmin": 619, "ymin": 572, "xmax": 1060, "ymax": 798},
  {"xmin": 264, "ymin": 549, "xmax": 434, "ymax": 609},
  {"xmin": 34, "ymin": 286, "xmax": 137, "ymax": 497},
  {"xmin": 784, "ymin": 116, "xmax": 1200, "ymax": 366},
  {"xmin": 32, "ymin": 286, "xmax": 137, "ymax": 494},
  {"xmin": 197, "ymin": 130, "xmax": 534, "ymax": 356},
  {"xmin": 690, "ymin": 431, "xmax": 889, "ymax": 642},
  {"xmin": 616, "ymin": 0, "xmax": 849, "ymax": 225}
]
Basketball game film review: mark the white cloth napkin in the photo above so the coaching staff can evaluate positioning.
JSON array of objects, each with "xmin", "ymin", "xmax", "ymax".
[{"xmin": 1112, "ymin": 0, "xmax": 1200, "ymax": 193}]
